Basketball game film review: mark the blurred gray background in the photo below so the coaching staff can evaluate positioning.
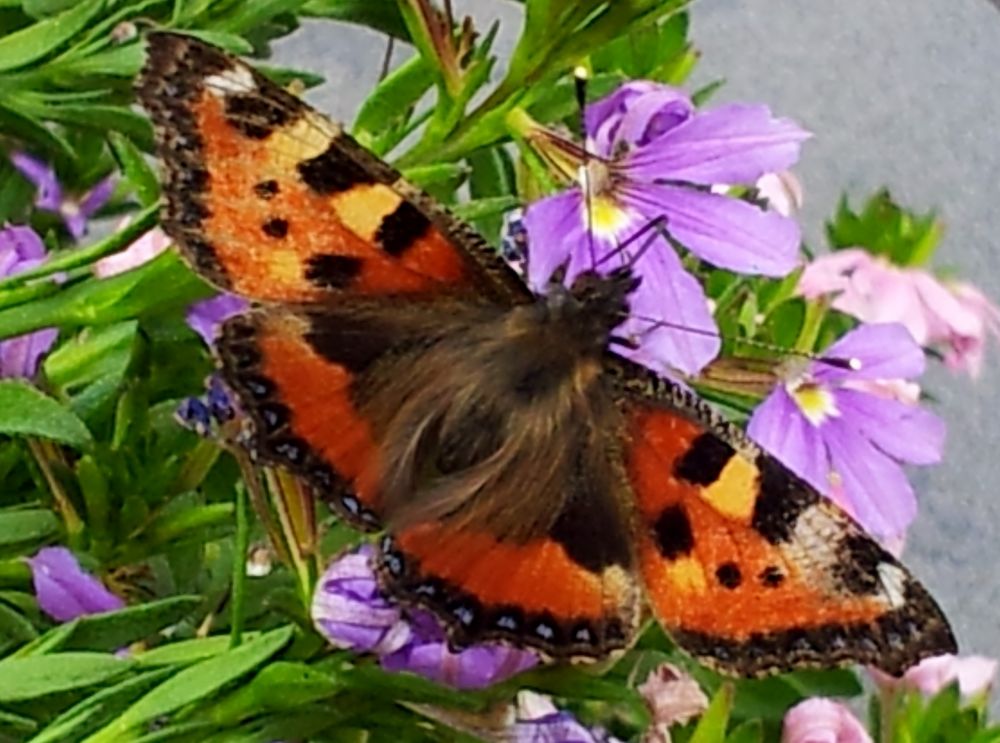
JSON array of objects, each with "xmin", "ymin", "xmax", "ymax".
[{"xmin": 272, "ymin": 0, "xmax": 1000, "ymax": 671}]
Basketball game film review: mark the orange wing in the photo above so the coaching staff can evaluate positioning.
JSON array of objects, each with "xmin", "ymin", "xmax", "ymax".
[
  {"xmin": 614, "ymin": 361, "xmax": 956, "ymax": 676},
  {"xmin": 137, "ymin": 32, "xmax": 528, "ymax": 305}
]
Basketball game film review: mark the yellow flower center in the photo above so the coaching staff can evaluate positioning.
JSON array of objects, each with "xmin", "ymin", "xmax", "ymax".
[
  {"xmin": 578, "ymin": 161, "xmax": 631, "ymax": 240},
  {"xmin": 788, "ymin": 380, "xmax": 839, "ymax": 426}
]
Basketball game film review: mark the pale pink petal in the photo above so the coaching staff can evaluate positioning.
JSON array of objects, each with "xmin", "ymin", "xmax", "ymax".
[
  {"xmin": 797, "ymin": 249, "xmax": 875, "ymax": 299},
  {"xmin": 756, "ymin": 171, "xmax": 804, "ymax": 217},
  {"xmin": 95, "ymin": 228, "xmax": 172, "ymax": 278},
  {"xmin": 900, "ymin": 654, "xmax": 997, "ymax": 698},
  {"xmin": 782, "ymin": 698, "xmax": 872, "ymax": 743}
]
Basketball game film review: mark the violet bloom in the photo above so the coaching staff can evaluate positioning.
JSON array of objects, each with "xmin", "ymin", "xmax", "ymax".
[
  {"xmin": 0, "ymin": 226, "xmax": 58, "ymax": 379},
  {"xmin": 747, "ymin": 323, "xmax": 945, "ymax": 541},
  {"xmin": 523, "ymin": 81, "xmax": 809, "ymax": 375},
  {"xmin": 11, "ymin": 152, "xmax": 115, "ymax": 241},
  {"xmin": 312, "ymin": 545, "xmax": 538, "ymax": 689},
  {"xmin": 28, "ymin": 546, "xmax": 124, "ymax": 622},
  {"xmin": 781, "ymin": 698, "xmax": 872, "ymax": 743},
  {"xmin": 176, "ymin": 375, "xmax": 239, "ymax": 437},
  {"xmin": 799, "ymin": 249, "xmax": 1000, "ymax": 378},
  {"xmin": 186, "ymin": 293, "xmax": 248, "ymax": 346},
  {"xmin": 511, "ymin": 691, "xmax": 623, "ymax": 743}
]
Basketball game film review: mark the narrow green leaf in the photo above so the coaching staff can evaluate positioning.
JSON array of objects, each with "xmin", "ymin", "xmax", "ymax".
[
  {"xmin": 0, "ymin": 508, "xmax": 58, "ymax": 549},
  {"xmin": 63, "ymin": 596, "xmax": 202, "ymax": 653},
  {"xmin": 0, "ymin": 653, "xmax": 133, "ymax": 701},
  {"xmin": 726, "ymin": 719, "xmax": 763, "ymax": 743},
  {"xmin": 108, "ymin": 133, "xmax": 160, "ymax": 207},
  {"xmin": 0, "ymin": 102, "xmax": 76, "ymax": 165},
  {"xmin": 690, "ymin": 684, "xmax": 733, "ymax": 743},
  {"xmin": 205, "ymin": 662, "xmax": 339, "ymax": 725},
  {"xmin": 0, "ymin": 381, "xmax": 93, "ymax": 448},
  {"xmin": 0, "ymin": 599, "xmax": 38, "ymax": 643},
  {"xmin": 28, "ymin": 668, "xmax": 175, "ymax": 743},
  {"xmin": 135, "ymin": 634, "xmax": 261, "ymax": 667},
  {"xmin": 0, "ymin": 0, "xmax": 104, "ymax": 72},
  {"xmin": 302, "ymin": 0, "xmax": 409, "ymax": 39},
  {"xmin": 85, "ymin": 626, "xmax": 294, "ymax": 742},
  {"xmin": 11, "ymin": 619, "xmax": 78, "ymax": 658}
]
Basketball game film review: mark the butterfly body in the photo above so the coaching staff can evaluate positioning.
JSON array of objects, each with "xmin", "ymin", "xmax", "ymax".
[{"xmin": 139, "ymin": 32, "xmax": 956, "ymax": 676}]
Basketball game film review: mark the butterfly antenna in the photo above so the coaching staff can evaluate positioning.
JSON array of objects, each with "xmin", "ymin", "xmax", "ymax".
[
  {"xmin": 624, "ymin": 312, "xmax": 862, "ymax": 372},
  {"xmin": 593, "ymin": 214, "xmax": 669, "ymax": 271},
  {"xmin": 574, "ymin": 66, "xmax": 598, "ymax": 271}
]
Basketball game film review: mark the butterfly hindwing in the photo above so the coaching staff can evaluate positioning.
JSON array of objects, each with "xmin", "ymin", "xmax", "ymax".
[
  {"xmin": 613, "ymin": 359, "xmax": 956, "ymax": 676},
  {"xmin": 138, "ymin": 32, "xmax": 529, "ymax": 305}
]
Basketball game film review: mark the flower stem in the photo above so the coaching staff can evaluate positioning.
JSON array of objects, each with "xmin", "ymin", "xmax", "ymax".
[
  {"xmin": 232, "ymin": 450, "xmax": 291, "ymax": 567},
  {"xmin": 27, "ymin": 437, "xmax": 83, "ymax": 543},
  {"xmin": 794, "ymin": 297, "xmax": 829, "ymax": 353},
  {"xmin": 265, "ymin": 468, "xmax": 317, "ymax": 604},
  {"xmin": 229, "ymin": 482, "xmax": 249, "ymax": 649}
]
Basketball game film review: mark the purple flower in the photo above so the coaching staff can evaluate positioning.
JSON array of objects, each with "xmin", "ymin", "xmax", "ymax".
[
  {"xmin": 0, "ymin": 225, "xmax": 58, "ymax": 379},
  {"xmin": 511, "ymin": 691, "xmax": 623, "ymax": 743},
  {"xmin": 11, "ymin": 152, "xmax": 115, "ymax": 241},
  {"xmin": 312, "ymin": 545, "xmax": 538, "ymax": 689},
  {"xmin": 523, "ymin": 82, "xmax": 809, "ymax": 375},
  {"xmin": 176, "ymin": 375, "xmax": 239, "ymax": 437},
  {"xmin": 186, "ymin": 293, "xmax": 248, "ymax": 346},
  {"xmin": 747, "ymin": 324, "xmax": 945, "ymax": 540},
  {"xmin": 27, "ymin": 547, "xmax": 124, "ymax": 622}
]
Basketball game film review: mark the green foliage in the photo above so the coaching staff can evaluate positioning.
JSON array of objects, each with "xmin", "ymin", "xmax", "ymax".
[{"xmin": 0, "ymin": 1, "xmax": 990, "ymax": 741}]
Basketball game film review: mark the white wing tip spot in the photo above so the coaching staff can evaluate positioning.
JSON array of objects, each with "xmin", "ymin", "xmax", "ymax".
[
  {"xmin": 205, "ymin": 66, "xmax": 255, "ymax": 95},
  {"xmin": 877, "ymin": 562, "xmax": 908, "ymax": 609}
]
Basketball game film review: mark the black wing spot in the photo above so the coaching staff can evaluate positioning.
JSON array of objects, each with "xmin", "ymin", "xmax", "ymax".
[
  {"xmin": 375, "ymin": 201, "xmax": 430, "ymax": 257},
  {"xmin": 261, "ymin": 217, "xmax": 289, "ymax": 238},
  {"xmin": 653, "ymin": 504, "xmax": 694, "ymax": 559},
  {"xmin": 298, "ymin": 142, "xmax": 374, "ymax": 194},
  {"xmin": 834, "ymin": 534, "xmax": 891, "ymax": 596},
  {"xmin": 715, "ymin": 562, "xmax": 742, "ymax": 589},
  {"xmin": 254, "ymin": 179, "xmax": 279, "ymax": 200},
  {"xmin": 304, "ymin": 254, "xmax": 363, "ymax": 290},
  {"xmin": 751, "ymin": 455, "xmax": 817, "ymax": 544},
  {"xmin": 674, "ymin": 433, "xmax": 735, "ymax": 486},
  {"xmin": 759, "ymin": 565, "xmax": 785, "ymax": 588}
]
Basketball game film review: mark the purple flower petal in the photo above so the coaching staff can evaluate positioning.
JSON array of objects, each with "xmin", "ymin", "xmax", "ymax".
[
  {"xmin": 312, "ymin": 544, "xmax": 412, "ymax": 655},
  {"xmin": 78, "ymin": 175, "xmax": 116, "ymax": 219},
  {"xmin": 836, "ymin": 389, "xmax": 945, "ymax": 466},
  {"xmin": 512, "ymin": 691, "xmax": 622, "ymax": 743},
  {"xmin": 0, "ymin": 328, "xmax": 59, "ymax": 379},
  {"xmin": 748, "ymin": 386, "xmax": 831, "ymax": 493},
  {"xmin": 28, "ymin": 547, "xmax": 124, "ymax": 623},
  {"xmin": 11, "ymin": 152, "xmax": 63, "ymax": 211},
  {"xmin": 618, "ymin": 243, "xmax": 720, "ymax": 375},
  {"xmin": 0, "ymin": 225, "xmax": 46, "ymax": 271},
  {"xmin": 381, "ymin": 634, "xmax": 537, "ymax": 690},
  {"xmin": 823, "ymin": 419, "xmax": 918, "ymax": 538},
  {"xmin": 587, "ymin": 84, "xmax": 694, "ymax": 156},
  {"xmin": 622, "ymin": 183, "xmax": 800, "ymax": 276},
  {"xmin": 627, "ymin": 103, "xmax": 811, "ymax": 185},
  {"xmin": 186, "ymin": 294, "xmax": 249, "ymax": 346},
  {"xmin": 816, "ymin": 323, "xmax": 925, "ymax": 382}
]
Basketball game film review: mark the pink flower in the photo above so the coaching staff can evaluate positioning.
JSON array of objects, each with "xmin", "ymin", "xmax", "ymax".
[
  {"xmin": 755, "ymin": 170, "xmax": 804, "ymax": 217},
  {"xmin": 782, "ymin": 699, "xmax": 872, "ymax": 743},
  {"xmin": 637, "ymin": 663, "xmax": 707, "ymax": 741},
  {"xmin": 94, "ymin": 225, "xmax": 171, "ymax": 278},
  {"xmin": 798, "ymin": 249, "xmax": 1000, "ymax": 377},
  {"xmin": 870, "ymin": 653, "xmax": 997, "ymax": 700}
]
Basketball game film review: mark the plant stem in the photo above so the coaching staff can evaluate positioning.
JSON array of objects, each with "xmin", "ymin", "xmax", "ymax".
[
  {"xmin": 27, "ymin": 437, "xmax": 83, "ymax": 543},
  {"xmin": 229, "ymin": 483, "xmax": 249, "ymax": 649},
  {"xmin": 794, "ymin": 297, "xmax": 829, "ymax": 353}
]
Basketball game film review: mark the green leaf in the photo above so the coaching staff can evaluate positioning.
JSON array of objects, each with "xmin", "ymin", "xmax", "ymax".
[
  {"xmin": 85, "ymin": 626, "xmax": 294, "ymax": 742},
  {"xmin": 0, "ymin": 101, "xmax": 76, "ymax": 166},
  {"xmin": 726, "ymin": 720, "xmax": 763, "ymax": 743},
  {"xmin": 0, "ymin": 507, "xmax": 59, "ymax": 550},
  {"xmin": 108, "ymin": 133, "xmax": 160, "ymax": 206},
  {"xmin": 690, "ymin": 684, "xmax": 733, "ymax": 743},
  {"xmin": 135, "ymin": 634, "xmax": 261, "ymax": 667},
  {"xmin": 63, "ymin": 596, "xmax": 202, "ymax": 652},
  {"xmin": 0, "ymin": 381, "xmax": 93, "ymax": 448},
  {"xmin": 0, "ymin": 598, "xmax": 37, "ymax": 643},
  {"xmin": 302, "ymin": 0, "xmax": 408, "ymax": 39},
  {"xmin": 28, "ymin": 668, "xmax": 175, "ymax": 743},
  {"xmin": 0, "ymin": 653, "xmax": 133, "ymax": 701},
  {"xmin": 0, "ymin": 0, "xmax": 104, "ymax": 72},
  {"xmin": 6, "ymin": 93, "xmax": 155, "ymax": 150},
  {"xmin": 22, "ymin": 0, "xmax": 80, "ymax": 18},
  {"xmin": 204, "ymin": 662, "xmax": 339, "ymax": 725},
  {"xmin": 353, "ymin": 52, "xmax": 434, "ymax": 155}
]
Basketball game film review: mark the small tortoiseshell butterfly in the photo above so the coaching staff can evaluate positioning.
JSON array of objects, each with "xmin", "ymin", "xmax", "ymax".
[{"xmin": 137, "ymin": 32, "xmax": 955, "ymax": 676}]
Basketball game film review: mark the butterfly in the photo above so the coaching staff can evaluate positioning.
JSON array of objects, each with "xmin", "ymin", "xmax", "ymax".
[{"xmin": 137, "ymin": 32, "xmax": 956, "ymax": 677}]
